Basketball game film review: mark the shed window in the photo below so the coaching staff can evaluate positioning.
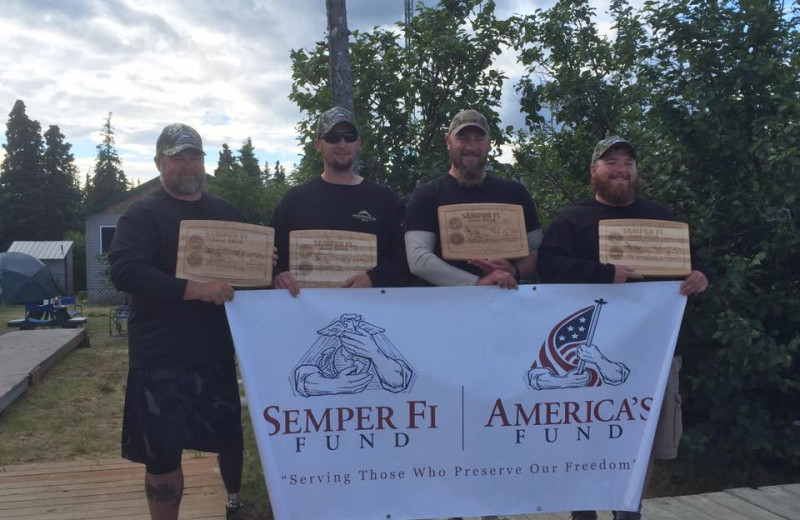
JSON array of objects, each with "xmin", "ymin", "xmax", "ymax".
[{"xmin": 100, "ymin": 226, "xmax": 116, "ymax": 254}]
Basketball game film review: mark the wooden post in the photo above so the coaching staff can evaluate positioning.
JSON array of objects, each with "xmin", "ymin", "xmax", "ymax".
[{"xmin": 326, "ymin": 0, "xmax": 354, "ymax": 114}]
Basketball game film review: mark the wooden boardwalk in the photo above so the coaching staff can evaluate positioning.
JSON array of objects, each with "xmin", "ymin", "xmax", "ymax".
[
  {"xmin": 0, "ymin": 455, "xmax": 225, "ymax": 519},
  {"xmin": 1, "ymin": 453, "xmax": 799, "ymax": 520},
  {"xmin": 0, "ymin": 328, "xmax": 88, "ymax": 414}
]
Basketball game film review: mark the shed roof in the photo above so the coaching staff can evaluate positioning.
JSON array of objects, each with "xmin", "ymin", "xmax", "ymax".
[{"xmin": 7, "ymin": 241, "xmax": 74, "ymax": 260}]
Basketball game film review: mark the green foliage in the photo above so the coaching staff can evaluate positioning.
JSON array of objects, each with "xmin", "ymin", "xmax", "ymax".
[
  {"xmin": 43, "ymin": 125, "xmax": 83, "ymax": 239},
  {"xmin": 639, "ymin": 0, "xmax": 800, "ymax": 483},
  {"xmin": 207, "ymin": 141, "xmax": 290, "ymax": 225},
  {"xmin": 0, "ymin": 100, "xmax": 48, "ymax": 248},
  {"xmin": 511, "ymin": 0, "xmax": 800, "ymax": 485},
  {"xmin": 290, "ymin": 0, "xmax": 511, "ymax": 198},
  {"xmin": 85, "ymin": 113, "xmax": 128, "ymax": 210},
  {"xmin": 65, "ymin": 230, "xmax": 87, "ymax": 292},
  {"xmin": 511, "ymin": 0, "xmax": 648, "ymax": 222}
]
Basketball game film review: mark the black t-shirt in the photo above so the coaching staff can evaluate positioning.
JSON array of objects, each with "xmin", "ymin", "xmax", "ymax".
[
  {"xmin": 108, "ymin": 189, "xmax": 245, "ymax": 368},
  {"xmin": 404, "ymin": 173, "xmax": 541, "ymax": 276},
  {"xmin": 538, "ymin": 197, "xmax": 705, "ymax": 283},
  {"xmin": 269, "ymin": 176, "xmax": 411, "ymax": 287}
]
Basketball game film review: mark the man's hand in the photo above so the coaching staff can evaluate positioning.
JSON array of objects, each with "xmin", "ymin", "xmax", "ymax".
[
  {"xmin": 476, "ymin": 270, "xmax": 518, "ymax": 289},
  {"xmin": 272, "ymin": 271, "xmax": 301, "ymax": 297},
  {"xmin": 184, "ymin": 280, "xmax": 234, "ymax": 305},
  {"xmin": 680, "ymin": 270, "xmax": 709, "ymax": 295},
  {"xmin": 341, "ymin": 273, "xmax": 373, "ymax": 288},
  {"xmin": 613, "ymin": 264, "xmax": 643, "ymax": 283},
  {"xmin": 468, "ymin": 258, "xmax": 515, "ymax": 276},
  {"xmin": 272, "ymin": 246, "xmax": 279, "ymax": 267}
]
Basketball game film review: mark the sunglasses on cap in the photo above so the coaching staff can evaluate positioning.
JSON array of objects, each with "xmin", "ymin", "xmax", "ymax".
[{"xmin": 323, "ymin": 132, "xmax": 358, "ymax": 144}]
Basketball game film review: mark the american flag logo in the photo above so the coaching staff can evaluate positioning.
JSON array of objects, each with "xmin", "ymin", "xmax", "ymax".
[{"xmin": 530, "ymin": 304, "xmax": 604, "ymax": 387}]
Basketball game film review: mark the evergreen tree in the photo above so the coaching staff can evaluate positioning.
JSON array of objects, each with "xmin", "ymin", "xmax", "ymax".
[
  {"xmin": 215, "ymin": 143, "xmax": 236, "ymax": 178},
  {"xmin": 237, "ymin": 137, "xmax": 262, "ymax": 179},
  {"xmin": 43, "ymin": 125, "xmax": 82, "ymax": 238},
  {"xmin": 85, "ymin": 112, "xmax": 128, "ymax": 210},
  {"xmin": 0, "ymin": 100, "xmax": 48, "ymax": 248},
  {"xmin": 262, "ymin": 160, "xmax": 272, "ymax": 185},
  {"xmin": 273, "ymin": 160, "xmax": 286, "ymax": 184}
]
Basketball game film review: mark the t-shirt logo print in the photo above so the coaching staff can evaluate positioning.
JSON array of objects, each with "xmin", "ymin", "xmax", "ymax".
[
  {"xmin": 292, "ymin": 313, "xmax": 415, "ymax": 397},
  {"xmin": 352, "ymin": 210, "xmax": 377, "ymax": 223},
  {"xmin": 527, "ymin": 299, "xmax": 630, "ymax": 390}
]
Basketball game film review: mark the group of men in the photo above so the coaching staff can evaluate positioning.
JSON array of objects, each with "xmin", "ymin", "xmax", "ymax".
[{"xmin": 108, "ymin": 108, "xmax": 708, "ymax": 520}]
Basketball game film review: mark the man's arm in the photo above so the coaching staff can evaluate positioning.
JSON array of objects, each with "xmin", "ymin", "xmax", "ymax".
[
  {"xmin": 537, "ymin": 217, "xmax": 618, "ymax": 283},
  {"xmin": 405, "ymin": 230, "xmax": 480, "ymax": 286},
  {"xmin": 108, "ymin": 207, "xmax": 187, "ymax": 301},
  {"xmin": 109, "ymin": 204, "xmax": 236, "ymax": 305}
]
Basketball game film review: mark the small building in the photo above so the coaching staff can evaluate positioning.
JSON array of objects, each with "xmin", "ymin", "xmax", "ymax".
[
  {"xmin": 85, "ymin": 178, "xmax": 162, "ymax": 304},
  {"xmin": 7, "ymin": 241, "xmax": 75, "ymax": 295}
]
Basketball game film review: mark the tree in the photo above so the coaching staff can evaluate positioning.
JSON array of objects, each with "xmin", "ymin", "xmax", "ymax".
[
  {"xmin": 290, "ymin": 0, "xmax": 512, "ymax": 197},
  {"xmin": 272, "ymin": 160, "xmax": 286, "ymax": 185},
  {"xmin": 511, "ymin": 0, "xmax": 647, "ymax": 221},
  {"xmin": 214, "ymin": 143, "xmax": 236, "ymax": 178},
  {"xmin": 85, "ymin": 113, "xmax": 128, "ymax": 210},
  {"xmin": 0, "ymin": 100, "xmax": 48, "ymax": 248},
  {"xmin": 237, "ymin": 138, "xmax": 261, "ymax": 179},
  {"xmin": 638, "ymin": 0, "xmax": 800, "ymax": 483},
  {"xmin": 208, "ymin": 139, "xmax": 269, "ymax": 225},
  {"xmin": 43, "ymin": 125, "xmax": 82, "ymax": 238}
]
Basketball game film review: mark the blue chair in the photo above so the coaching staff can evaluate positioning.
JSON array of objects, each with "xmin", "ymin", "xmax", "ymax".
[
  {"xmin": 22, "ymin": 303, "xmax": 57, "ymax": 330},
  {"xmin": 109, "ymin": 305, "xmax": 130, "ymax": 336},
  {"xmin": 59, "ymin": 296, "xmax": 83, "ymax": 317}
]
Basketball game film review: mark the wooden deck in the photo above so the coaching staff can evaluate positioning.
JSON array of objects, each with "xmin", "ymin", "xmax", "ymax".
[
  {"xmin": 0, "ymin": 328, "xmax": 88, "ymax": 414},
  {"xmin": 0, "ymin": 455, "xmax": 225, "ymax": 519},
  {"xmin": 1, "ymin": 453, "xmax": 798, "ymax": 520}
]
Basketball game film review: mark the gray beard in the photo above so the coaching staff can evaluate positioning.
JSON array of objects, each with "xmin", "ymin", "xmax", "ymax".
[{"xmin": 163, "ymin": 174, "xmax": 204, "ymax": 195}]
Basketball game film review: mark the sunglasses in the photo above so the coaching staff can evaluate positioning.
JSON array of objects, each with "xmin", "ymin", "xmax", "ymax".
[{"xmin": 323, "ymin": 132, "xmax": 358, "ymax": 144}]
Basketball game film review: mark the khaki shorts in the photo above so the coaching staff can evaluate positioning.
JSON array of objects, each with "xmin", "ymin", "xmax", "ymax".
[{"xmin": 652, "ymin": 355, "xmax": 682, "ymax": 460}]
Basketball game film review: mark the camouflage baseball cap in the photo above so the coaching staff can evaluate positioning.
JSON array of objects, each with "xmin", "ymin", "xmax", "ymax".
[
  {"xmin": 156, "ymin": 123, "xmax": 204, "ymax": 157},
  {"xmin": 317, "ymin": 107, "xmax": 357, "ymax": 138},
  {"xmin": 591, "ymin": 136, "xmax": 636, "ymax": 164},
  {"xmin": 448, "ymin": 109, "xmax": 490, "ymax": 135}
]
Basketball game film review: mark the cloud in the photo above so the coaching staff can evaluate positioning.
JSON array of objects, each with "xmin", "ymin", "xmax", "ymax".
[{"xmin": 1, "ymin": 1, "xmax": 631, "ymax": 184}]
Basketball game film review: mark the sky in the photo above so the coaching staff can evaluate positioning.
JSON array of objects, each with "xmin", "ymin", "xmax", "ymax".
[{"xmin": 0, "ymin": 0, "xmax": 620, "ymax": 185}]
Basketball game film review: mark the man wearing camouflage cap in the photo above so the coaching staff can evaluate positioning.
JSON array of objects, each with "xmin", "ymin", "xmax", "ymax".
[
  {"xmin": 538, "ymin": 136, "xmax": 709, "ymax": 520},
  {"xmin": 270, "ymin": 106, "xmax": 411, "ymax": 295},
  {"xmin": 109, "ymin": 123, "xmax": 248, "ymax": 519},
  {"xmin": 404, "ymin": 109, "xmax": 542, "ymax": 288}
]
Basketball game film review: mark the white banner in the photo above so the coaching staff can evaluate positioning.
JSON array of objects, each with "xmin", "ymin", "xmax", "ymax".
[{"xmin": 226, "ymin": 283, "xmax": 686, "ymax": 520}]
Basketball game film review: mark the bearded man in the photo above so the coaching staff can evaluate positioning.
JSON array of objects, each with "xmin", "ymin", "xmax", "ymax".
[
  {"xmin": 404, "ymin": 109, "xmax": 542, "ymax": 288},
  {"xmin": 108, "ymin": 123, "xmax": 248, "ymax": 519},
  {"xmin": 537, "ymin": 136, "xmax": 709, "ymax": 520}
]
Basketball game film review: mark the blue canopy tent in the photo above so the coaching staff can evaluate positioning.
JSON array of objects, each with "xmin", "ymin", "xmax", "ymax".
[{"xmin": 0, "ymin": 252, "xmax": 60, "ymax": 304}]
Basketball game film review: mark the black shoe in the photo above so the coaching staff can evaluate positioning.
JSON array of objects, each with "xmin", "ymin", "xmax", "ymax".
[
  {"xmin": 226, "ymin": 500, "xmax": 245, "ymax": 519},
  {"xmin": 571, "ymin": 512, "xmax": 598, "ymax": 520},
  {"xmin": 613, "ymin": 511, "xmax": 641, "ymax": 520}
]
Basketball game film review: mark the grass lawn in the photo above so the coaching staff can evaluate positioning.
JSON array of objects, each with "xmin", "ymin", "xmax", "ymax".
[{"xmin": 0, "ymin": 303, "xmax": 273, "ymax": 519}]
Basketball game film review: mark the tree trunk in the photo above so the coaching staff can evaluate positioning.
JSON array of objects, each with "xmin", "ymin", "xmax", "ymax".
[{"xmin": 326, "ymin": 0, "xmax": 354, "ymax": 114}]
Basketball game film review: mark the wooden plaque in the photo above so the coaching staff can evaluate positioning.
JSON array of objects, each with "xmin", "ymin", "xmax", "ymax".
[
  {"xmin": 438, "ymin": 203, "xmax": 529, "ymax": 261},
  {"xmin": 176, "ymin": 220, "xmax": 274, "ymax": 287},
  {"xmin": 289, "ymin": 230, "xmax": 378, "ymax": 288},
  {"xmin": 599, "ymin": 219, "xmax": 691, "ymax": 277}
]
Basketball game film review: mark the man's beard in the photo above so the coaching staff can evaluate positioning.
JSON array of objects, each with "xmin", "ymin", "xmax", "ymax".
[
  {"xmin": 163, "ymin": 172, "xmax": 204, "ymax": 195},
  {"xmin": 451, "ymin": 152, "xmax": 487, "ymax": 187},
  {"xmin": 592, "ymin": 174, "xmax": 640, "ymax": 206}
]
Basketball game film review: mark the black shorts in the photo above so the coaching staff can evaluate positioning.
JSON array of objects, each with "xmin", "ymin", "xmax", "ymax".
[{"xmin": 121, "ymin": 358, "xmax": 243, "ymax": 473}]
